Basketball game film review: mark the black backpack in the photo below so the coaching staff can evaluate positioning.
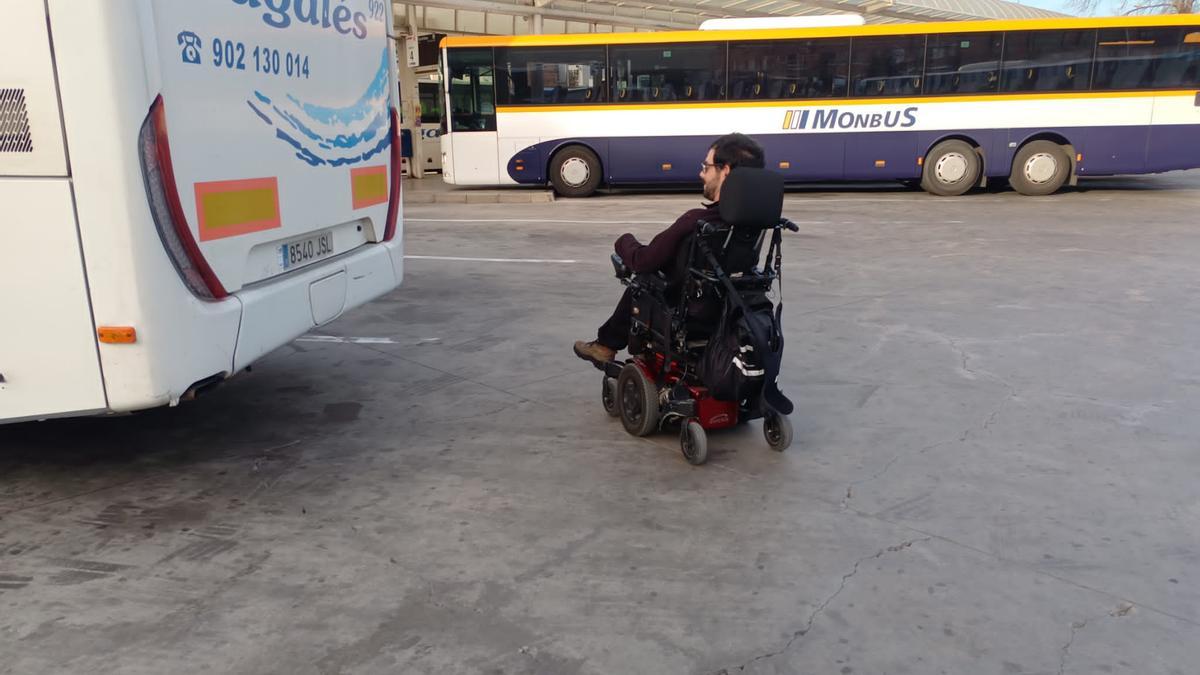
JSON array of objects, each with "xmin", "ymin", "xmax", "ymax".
[
  {"xmin": 700, "ymin": 294, "xmax": 792, "ymax": 415},
  {"xmin": 702, "ymin": 299, "xmax": 765, "ymax": 402}
]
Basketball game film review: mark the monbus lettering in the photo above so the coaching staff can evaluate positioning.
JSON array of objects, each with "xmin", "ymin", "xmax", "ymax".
[{"xmin": 782, "ymin": 107, "xmax": 918, "ymax": 131}]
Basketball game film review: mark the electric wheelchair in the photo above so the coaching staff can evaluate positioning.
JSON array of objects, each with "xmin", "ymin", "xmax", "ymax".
[{"xmin": 599, "ymin": 167, "xmax": 798, "ymax": 465}]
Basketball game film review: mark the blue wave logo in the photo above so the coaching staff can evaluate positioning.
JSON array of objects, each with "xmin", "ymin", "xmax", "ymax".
[{"xmin": 246, "ymin": 48, "xmax": 391, "ymax": 167}]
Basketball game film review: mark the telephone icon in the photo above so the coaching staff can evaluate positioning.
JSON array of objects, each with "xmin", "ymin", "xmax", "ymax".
[{"xmin": 178, "ymin": 31, "xmax": 202, "ymax": 65}]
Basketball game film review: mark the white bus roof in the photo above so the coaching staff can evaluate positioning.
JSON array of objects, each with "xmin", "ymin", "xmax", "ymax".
[{"xmin": 699, "ymin": 16, "xmax": 866, "ymax": 31}]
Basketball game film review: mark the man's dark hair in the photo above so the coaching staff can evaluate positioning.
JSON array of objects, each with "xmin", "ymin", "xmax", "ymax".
[{"xmin": 709, "ymin": 133, "xmax": 765, "ymax": 170}]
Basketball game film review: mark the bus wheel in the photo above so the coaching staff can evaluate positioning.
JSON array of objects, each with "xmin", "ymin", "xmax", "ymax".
[
  {"xmin": 549, "ymin": 145, "xmax": 602, "ymax": 198},
  {"xmin": 1010, "ymin": 141, "xmax": 1071, "ymax": 196},
  {"xmin": 921, "ymin": 140, "xmax": 980, "ymax": 196}
]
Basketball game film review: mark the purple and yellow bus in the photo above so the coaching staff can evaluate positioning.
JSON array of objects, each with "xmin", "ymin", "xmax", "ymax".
[{"xmin": 438, "ymin": 15, "xmax": 1200, "ymax": 197}]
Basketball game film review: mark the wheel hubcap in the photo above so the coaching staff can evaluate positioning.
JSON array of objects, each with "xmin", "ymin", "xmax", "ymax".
[
  {"xmin": 682, "ymin": 423, "xmax": 700, "ymax": 458},
  {"xmin": 934, "ymin": 152, "xmax": 969, "ymax": 184},
  {"xmin": 621, "ymin": 379, "xmax": 642, "ymax": 423},
  {"xmin": 560, "ymin": 157, "xmax": 590, "ymax": 187},
  {"xmin": 1024, "ymin": 153, "xmax": 1058, "ymax": 184},
  {"xmin": 765, "ymin": 417, "xmax": 780, "ymax": 444}
]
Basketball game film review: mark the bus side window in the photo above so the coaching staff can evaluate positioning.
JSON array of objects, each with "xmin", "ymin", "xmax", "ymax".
[
  {"xmin": 494, "ymin": 45, "xmax": 607, "ymax": 106},
  {"xmin": 1001, "ymin": 29, "xmax": 1095, "ymax": 93},
  {"xmin": 729, "ymin": 39, "xmax": 849, "ymax": 101},
  {"xmin": 610, "ymin": 43, "xmax": 726, "ymax": 104},
  {"xmin": 849, "ymin": 34, "xmax": 925, "ymax": 97},
  {"xmin": 924, "ymin": 32, "xmax": 1002, "ymax": 95},
  {"xmin": 1095, "ymin": 27, "xmax": 1200, "ymax": 90}
]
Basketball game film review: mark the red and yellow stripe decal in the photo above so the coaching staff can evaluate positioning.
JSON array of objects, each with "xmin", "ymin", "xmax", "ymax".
[
  {"xmin": 350, "ymin": 165, "xmax": 389, "ymax": 209},
  {"xmin": 194, "ymin": 177, "xmax": 281, "ymax": 242}
]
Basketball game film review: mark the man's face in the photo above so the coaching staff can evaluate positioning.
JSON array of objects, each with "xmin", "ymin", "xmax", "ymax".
[{"xmin": 699, "ymin": 148, "xmax": 729, "ymax": 202}]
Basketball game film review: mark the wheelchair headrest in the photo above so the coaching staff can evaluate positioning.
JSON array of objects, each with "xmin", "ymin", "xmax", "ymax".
[{"xmin": 719, "ymin": 167, "xmax": 784, "ymax": 231}]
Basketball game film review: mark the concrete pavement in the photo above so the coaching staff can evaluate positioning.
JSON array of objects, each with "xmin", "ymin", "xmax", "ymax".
[{"xmin": 2, "ymin": 174, "xmax": 1199, "ymax": 674}]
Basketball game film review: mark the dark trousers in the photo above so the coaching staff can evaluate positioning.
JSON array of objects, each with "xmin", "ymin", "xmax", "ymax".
[{"xmin": 596, "ymin": 288, "xmax": 633, "ymax": 350}]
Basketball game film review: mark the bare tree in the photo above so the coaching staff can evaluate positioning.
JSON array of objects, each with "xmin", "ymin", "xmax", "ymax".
[
  {"xmin": 1064, "ymin": 0, "xmax": 1106, "ymax": 14},
  {"xmin": 1120, "ymin": 0, "xmax": 1196, "ymax": 13},
  {"xmin": 1066, "ymin": 0, "xmax": 1194, "ymax": 15}
]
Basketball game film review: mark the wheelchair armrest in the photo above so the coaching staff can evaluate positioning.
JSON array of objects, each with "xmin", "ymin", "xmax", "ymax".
[
  {"xmin": 611, "ymin": 253, "xmax": 631, "ymax": 280},
  {"xmin": 696, "ymin": 218, "xmax": 726, "ymax": 236}
]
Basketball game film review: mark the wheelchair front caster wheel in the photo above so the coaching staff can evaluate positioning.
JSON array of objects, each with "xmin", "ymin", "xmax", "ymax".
[
  {"xmin": 601, "ymin": 376, "xmax": 619, "ymax": 417},
  {"xmin": 763, "ymin": 411, "xmax": 793, "ymax": 452},
  {"xmin": 681, "ymin": 419, "xmax": 708, "ymax": 465}
]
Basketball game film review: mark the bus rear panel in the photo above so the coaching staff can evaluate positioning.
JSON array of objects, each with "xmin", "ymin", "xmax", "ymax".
[{"xmin": 1, "ymin": 0, "xmax": 403, "ymax": 424}]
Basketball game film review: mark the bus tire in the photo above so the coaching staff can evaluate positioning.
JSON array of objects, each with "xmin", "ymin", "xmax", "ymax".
[
  {"xmin": 921, "ymin": 140, "xmax": 980, "ymax": 196},
  {"xmin": 1009, "ymin": 141, "xmax": 1071, "ymax": 196},
  {"xmin": 549, "ymin": 145, "xmax": 602, "ymax": 198}
]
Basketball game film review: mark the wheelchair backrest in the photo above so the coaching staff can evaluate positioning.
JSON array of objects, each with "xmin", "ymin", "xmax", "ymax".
[
  {"xmin": 719, "ymin": 167, "xmax": 784, "ymax": 230},
  {"xmin": 705, "ymin": 167, "xmax": 785, "ymax": 275}
]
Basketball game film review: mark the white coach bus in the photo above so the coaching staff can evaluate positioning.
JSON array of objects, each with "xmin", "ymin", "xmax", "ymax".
[
  {"xmin": 1, "ymin": 0, "xmax": 404, "ymax": 424},
  {"xmin": 438, "ymin": 15, "xmax": 1200, "ymax": 197}
]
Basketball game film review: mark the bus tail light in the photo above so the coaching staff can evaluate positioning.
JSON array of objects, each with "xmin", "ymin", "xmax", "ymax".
[
  {"xmin": 383, "ymin": 106, "xmax": 402, "ymax": 242},
  {"xmin": 138, "ymin": 95, "xmax": 228, "ymax": 300}
]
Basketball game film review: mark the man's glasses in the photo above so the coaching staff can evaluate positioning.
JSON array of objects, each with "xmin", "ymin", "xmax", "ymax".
[{"xmin": 700, "ymin": 162, "xmax": 723, "ymax": 172}]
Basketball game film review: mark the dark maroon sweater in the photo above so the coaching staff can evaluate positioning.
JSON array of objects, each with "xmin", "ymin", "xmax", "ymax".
[{"xmin": 613, "ymin": 202, "xmax": 721, "ymax": 274}]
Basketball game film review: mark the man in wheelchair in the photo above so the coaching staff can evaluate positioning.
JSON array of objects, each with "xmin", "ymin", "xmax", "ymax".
[
  {"xmin": 573, "ymin": 133, "xmax": 799, "ymax": 465},
  {"xmin": 573, "ymin": 133, "xmax": 765, "ymax": 366}
]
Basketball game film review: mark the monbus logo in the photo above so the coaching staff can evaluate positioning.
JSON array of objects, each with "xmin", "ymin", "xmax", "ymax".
[{"xmin": 783, "ymin": 107, "xmax": 918, "ymax": 131}]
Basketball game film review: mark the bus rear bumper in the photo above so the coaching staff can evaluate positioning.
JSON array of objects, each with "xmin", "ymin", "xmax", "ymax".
[{"xmin": 232, "ymin": 240, "xmax": 403, "ymax": 372}]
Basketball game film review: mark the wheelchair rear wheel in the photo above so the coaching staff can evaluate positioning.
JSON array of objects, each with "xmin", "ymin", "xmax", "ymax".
[
  {"xmin": 601, "ymin": 376, "xmax": 619, "ymax": 417},
  {"xmin": 680, "ymin": 419, "xmax": 708, "ymax": 465},
  {"xmin": 617, "ymin": 363, "xmax": 659, "ymax": 436},
  {"xmin": 763, "ymin": 411, "xmax": 793, "ymax": 452}
]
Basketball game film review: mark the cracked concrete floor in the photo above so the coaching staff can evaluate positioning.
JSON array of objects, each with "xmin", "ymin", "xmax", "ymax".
[{"xmin": 3, "ymin": 173, "xmax": 1200, "ymax": 674}]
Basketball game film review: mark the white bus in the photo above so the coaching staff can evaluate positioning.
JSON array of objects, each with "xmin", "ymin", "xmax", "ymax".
[
  {"xmin": 1, "ymin": 0, "xmax": 404, "ymax": 424},
  {"xmin": 438, "ymin": 15, "xmax": 1200, "ymax": 197}
]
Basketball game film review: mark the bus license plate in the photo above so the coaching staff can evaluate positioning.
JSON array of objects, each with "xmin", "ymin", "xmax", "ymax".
[{"xmin": 280, "ymin": 231, "xmax": 334, "ymax": 270}]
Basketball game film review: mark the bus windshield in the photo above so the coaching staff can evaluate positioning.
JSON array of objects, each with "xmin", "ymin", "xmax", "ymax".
[{"xmin": 447, "ymin": 48, "xmax": 496, "ymax": 132}]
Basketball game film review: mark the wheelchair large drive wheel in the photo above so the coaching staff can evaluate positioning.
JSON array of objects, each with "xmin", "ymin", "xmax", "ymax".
[
  {"xmin": 763, "ymin": 410, "xmax": 793, "ymax": 452},
  {"xmin": 617, "ymin": 363, "xmax": 659, "ymax": 436},
  {"xmin": 680, "ymin": 419, "xmax": 708, "ymax": 465},
  {"xmin": 601, "ymin": 376, "xmax": 619, "ymax": 417}
]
